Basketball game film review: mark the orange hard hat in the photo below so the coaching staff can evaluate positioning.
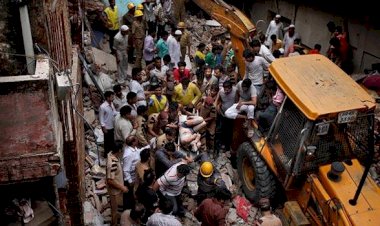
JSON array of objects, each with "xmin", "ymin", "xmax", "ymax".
[
  {"xmin": 127, "ymin": 3, "xmax": 135, "ymax": 10},
  {"xmin": 134, "ymin": 10, "xmax": 143, "ymax": 17},
  {"xmin": 177, "ymin": 22, "xmax": 186, "ymax": 29},
  {"xmin": 200, "ymin": 161, "xmax": 214, "ymax": 178}
]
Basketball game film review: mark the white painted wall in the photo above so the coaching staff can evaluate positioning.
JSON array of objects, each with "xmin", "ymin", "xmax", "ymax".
[{"xmin": 250, "ymin": 1, "xmax": 380, "ymax": 73}]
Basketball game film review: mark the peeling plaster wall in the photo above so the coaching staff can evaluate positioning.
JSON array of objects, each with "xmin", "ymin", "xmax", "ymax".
[
  {"xmin": 249, "ymin": 0, "xmax": 380, "ymax": 73},
  {"xmin": 0, "ymin": 0, "xmax": 25, "ymax": 75}
]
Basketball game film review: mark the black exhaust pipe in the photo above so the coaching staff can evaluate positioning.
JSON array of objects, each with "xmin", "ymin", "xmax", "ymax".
[{"xmin": 349, "ymin": 115, "xmax": 375, "ymax": 206}]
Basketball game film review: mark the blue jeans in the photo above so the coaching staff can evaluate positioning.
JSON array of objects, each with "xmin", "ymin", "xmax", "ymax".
[{"xmin": 164, "ymin": 194, "xmax": 185, "ymax": 216}]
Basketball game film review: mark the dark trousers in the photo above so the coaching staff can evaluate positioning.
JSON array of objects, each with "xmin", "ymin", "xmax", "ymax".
[
  {"xmin": 157, "ymin": 24, "xmax": 165, "ymax": 39},
  {"xmin": 104, "ymin": 129, "xmax": 115, "ymax": 157},
  {"xmin": 123, "ymin": 181, "xmax": 135, "ymax": 210},
  {"xmin": 145, "ymin": 60, "xmax": 153, "ymax": 67},
  {"xmin": 147, "ymin": 21, "xmax": 157, "ymax": 34},
  {"xmin": 107, "ymin": 29, "xmax": 119, "ymax": 53},
  {"xmin": 164, "ymin": 194, "xmax": 185, "ymax": 217},
  {"xmin": 215, "ymin": 114, "xmax": 233, "ymax": 152},
  {"xmin": 257, "ymin": 103, "xmax": 278, "ymax": 133}
]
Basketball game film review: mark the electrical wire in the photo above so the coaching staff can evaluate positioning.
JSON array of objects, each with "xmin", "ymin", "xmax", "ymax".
[{"xmin": 37, "ymin": 46, "xmax": 101, "ymax": 163}]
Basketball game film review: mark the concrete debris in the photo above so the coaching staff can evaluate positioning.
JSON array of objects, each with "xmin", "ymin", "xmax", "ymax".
[
  {"xmin": 221, "ymin": 173, "xmax": 232, "ymax": 190},
  {"xmin": 84, "ymin": 109, "xmax": 96, "ymax": 125},
  {"xmin": 205, "ymin": 20, "xmax": 222, "ymax": 27},
  {"xmin": 96, "ymin": 179, "xmax": 106, "ymax": 190},
  {"xmin": 92, "ymin": 47, "xmax": 117, "ymax": 73},
  {"xmin": 94, "ymin": 127, "xmax": 104, "ymax": 143},
  {"xmin": 91, "ymin": 164, "xmax": 106, "ymax": 177},
  {"xmin": 83, "ymin": 201, "xmax": 104, "ymax": 226},
  {"xmin": 226, "ymin": 208, "xmax": 238, "ymax": 224},
  {"xmin": 186, "ymin": 15, "xmax": 227, "ymax": 57}
]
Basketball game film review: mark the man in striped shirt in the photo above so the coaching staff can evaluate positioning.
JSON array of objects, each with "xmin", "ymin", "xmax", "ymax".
[{"xmin": 153, "ymin": 162, "xmax": 192, "ymax": 217}]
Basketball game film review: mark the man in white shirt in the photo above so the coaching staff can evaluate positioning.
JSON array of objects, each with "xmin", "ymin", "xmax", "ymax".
[
  {"xmin": 126, "ymin": 92, "xmax": 138, "ymax": 117},
  {"xmin": 143, "ymin": 1, "xmax": 156, "ymax": 32},
  {"xmin": 129, "ymin": 68, "xmax": 147, "ymax": 107},
  {"xmin": 153, "ymin": 162, "xmax": 192, "ymax": 217},
  {"xmin": 114, "ymin": 25, "xmax": 130, "ymax": 83},
  {"xmin": 244, "ymin": 50, "xmax": 270, "ymax": 95},
  {"xmin": 123, "ymin": 135, "xmax": 151, "ymax": 209},
  {"xmin": 150, "ymin": 56, "xmax": 169, "ymax": 83},
  {"xmin": 99, "ymin": 91, "xmax": 116, "ymax": 157},
  {"xmin": 250, "ymin": 39, "xmax": 275, "ymax": 64},
  {"xmin": 114, "ymin": 105, "xmax": 136, "ymax": 142},
  {"xmin": 225, "ymin": 79, "xmax": 257, "ymax": 137},
  {"xmin": 265, "ymin": 14, "xmax": 284, "ymax": 46},
  {"xmin": 146, "ymin": 199, "xmax": 182, "ymax": 226},
  {"xmin": 113, "ymin": 84, "xmax": 128, "ymax": 112},
  {"xmin": 167, "ymin": 29, "xmax": 182, "ymax": 69}
]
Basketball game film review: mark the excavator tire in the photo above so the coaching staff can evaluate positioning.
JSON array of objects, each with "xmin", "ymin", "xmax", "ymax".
[{"xmin": 237, "ymin": 142, "xmax": 276, "ymax": 203}]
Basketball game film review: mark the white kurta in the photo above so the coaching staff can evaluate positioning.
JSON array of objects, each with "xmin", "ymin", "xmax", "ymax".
[
  {"xmin": 113, "ymin": 31, "xmax": 129, "ymax": 82},
  {"xmin": 167, "ymin": 35, "xmax": 181, "ymax": 68}
]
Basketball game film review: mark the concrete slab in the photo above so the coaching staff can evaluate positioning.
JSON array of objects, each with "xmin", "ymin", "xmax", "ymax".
[
  {"xmin": 92, "ymin": 47, "xmax": 117, "ymax": 72},
  {"xmin": 0, "ymin": 58, "xmax": 61, "ymax": 182}
]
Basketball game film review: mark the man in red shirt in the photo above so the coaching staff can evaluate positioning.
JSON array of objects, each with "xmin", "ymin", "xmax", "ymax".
[
  {"xmin": 173, "ymin": 61, "xmax": 191, "ymax": 83},
  {"xmin": 194, "ymin": 187, "xmax": 232, "ymax": 226}
]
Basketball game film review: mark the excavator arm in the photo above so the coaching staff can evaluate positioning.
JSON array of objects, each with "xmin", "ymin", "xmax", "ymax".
[{"xmin": 192, "ymin": 0, "xmax": 256, "ymax": 77}]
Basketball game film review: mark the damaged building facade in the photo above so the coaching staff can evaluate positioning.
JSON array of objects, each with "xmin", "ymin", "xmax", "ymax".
[{"xmin": 0, "ymin": 0, "xmax": 85, "ymax": 225}]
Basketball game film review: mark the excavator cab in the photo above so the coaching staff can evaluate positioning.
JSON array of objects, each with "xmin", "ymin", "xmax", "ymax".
[{"xmin": 236, "ymin": 55, "xmax": 380, "ymax": 225}]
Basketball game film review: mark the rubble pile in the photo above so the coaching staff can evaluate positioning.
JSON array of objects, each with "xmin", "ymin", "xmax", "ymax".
[
  {"xmin": 185, "ymin": 15, "xmax": 227, "ymax": 56},
  {"xmin": 84, "ymin": 141, "xmax": 110, "ymax": 225},
  {"xmin": 180, "ymin": 151, "xmax": 262, "ymax": 225}
]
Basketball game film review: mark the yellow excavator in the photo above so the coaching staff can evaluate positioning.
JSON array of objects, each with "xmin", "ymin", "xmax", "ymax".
[{"xmin": 193, "ymin": 1, "xmax": 380, "ymax": 225}]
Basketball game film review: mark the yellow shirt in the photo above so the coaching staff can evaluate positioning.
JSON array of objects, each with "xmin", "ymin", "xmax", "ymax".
[
  {"xmin": 172, "ymin": 83, "xmax": 201, "ymax": 106},
  {"xmin": 104, "ymin": 6, "xmax": 120, "ymax": 30},
  {"xmin": 148, "ymin": 95, "xmax": 168, "ymax": 115},
  {"xmin": 195, "ymin": 50, "xmax": 205, "ymax": 60}
]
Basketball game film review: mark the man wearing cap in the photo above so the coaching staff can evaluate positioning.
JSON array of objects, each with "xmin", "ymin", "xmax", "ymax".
[
  {"xmin": 178, "ymin": 21, "xmax": 191, "ymax": 62},
  {"xmin": 132, "ymin": 10, "xmax": 146, "ymax": 68},
  {"xmin": 265, "ymin": 14, "xmax": 284, "ymax": 46},
  {"xmin": 167, "ymin": 29, "xmax": 182, "ymax": 68},
  {"xmin": 194, "ymin": 153, "xmax": 226, "ymax": 204},
  {"xmin": 283, "ymin": 24, "xmax": 301, "ymax": 57},
  {"xmin": 255, "ymin": 198, "xmax": 282, "ymax": 226},
  {"xmin": 114, "ymin": 25, "xmax": 130, "ymax": 83},
  {"xmin": 122, "ymin": 3, "xmax": 136, "ymax": 64}
]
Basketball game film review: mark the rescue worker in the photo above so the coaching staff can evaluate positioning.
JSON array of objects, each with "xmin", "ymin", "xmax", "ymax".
[
  {"xmin": 106, "ymin": 141, "xmax": 129, "ymax": 225},
  {"xmin": 177, "ymin": 22, "xmax": 191, "ymax": 62},
  {"xmin": 194, "ymin": 153, "xmax": 226, "ymax": 204},
  {"xmin": 254, "ymin": 198, "xmax": 282, "ymax": 226},
  {"xmin": 132, "ymin": 9, "xmax": 146, "ymax": 68},
  {"xmin": 104, "ymin": 0, "xmax": 120, "ymax": 53},
  {"xmin": 173, "ymin": 0, "xmax": 186, "ymax": 24},
  {"xmin": 122, "ymin": 3, "xmax": 136, "ymax": 64}
]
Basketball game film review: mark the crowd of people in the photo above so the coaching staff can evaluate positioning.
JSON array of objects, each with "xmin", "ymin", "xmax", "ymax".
[{"xmin": 87, "ymin": 1, "xmax": 355, "ymax": 225}]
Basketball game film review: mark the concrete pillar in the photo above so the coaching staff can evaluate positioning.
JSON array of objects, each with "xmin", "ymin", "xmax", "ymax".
[{"xmin": 19, "ymin": 5, "xmax": 35, "ymax": 75}]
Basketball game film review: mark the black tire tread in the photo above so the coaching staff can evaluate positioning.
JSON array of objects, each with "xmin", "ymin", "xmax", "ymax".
[{"xmin": 237, "ymin": 142, "xmax": 276, "ymax": 203}]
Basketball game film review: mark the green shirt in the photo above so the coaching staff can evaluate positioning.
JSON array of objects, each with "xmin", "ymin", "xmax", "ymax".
[
  {"xmin": 156, "ymin": 38, "xmax": 169, "ymax": 59},
  {"xmin": 205, "ymin": 52, "xmax": 216, "ymax": 68}
]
